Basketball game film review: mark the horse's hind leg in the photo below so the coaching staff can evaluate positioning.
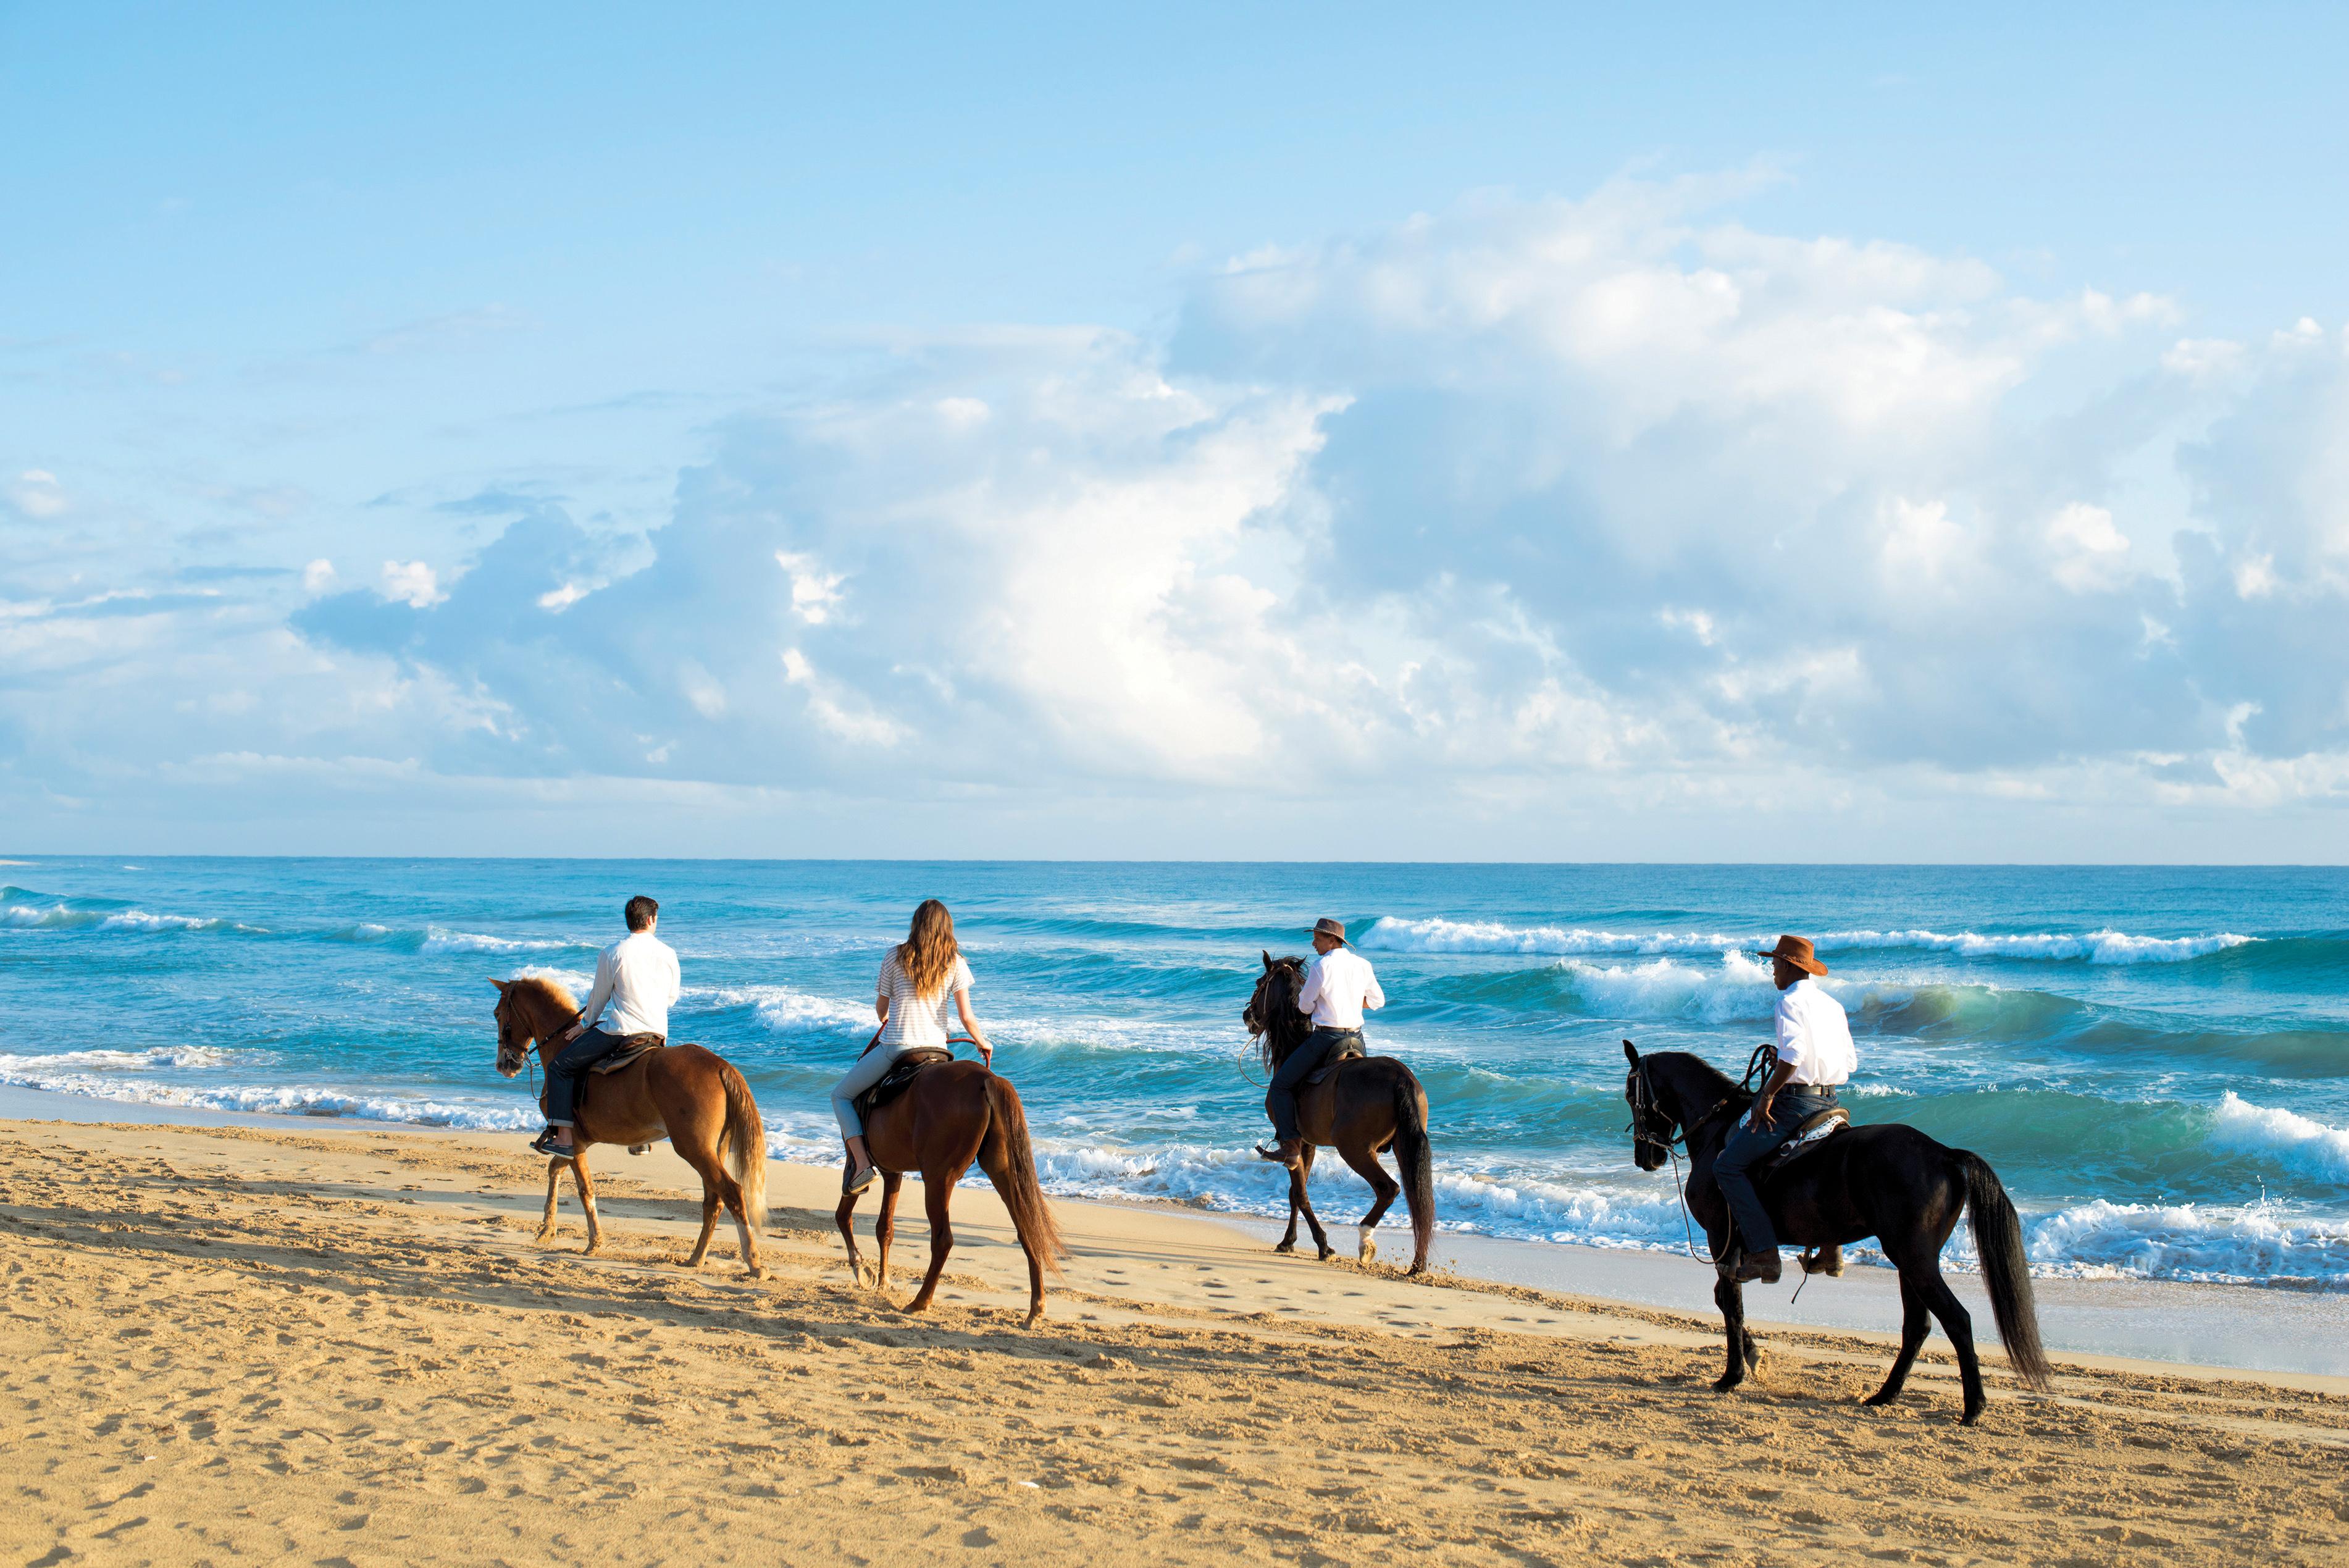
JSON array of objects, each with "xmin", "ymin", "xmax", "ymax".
[
  {"xmin": 682, "ymin": 1181, "xmax": 721, "ymax": 1270},
  {"xmin": 1336, "ymin": 1142, "xmax": 1401, "ymax": 1264},
  {"xmin": 1919, "ymin": 1266, "xmax": 1985, "ymax": 1425},
  {"xmin": 536, "ymin": 1157, "xmax": 565, "ymax": 1242},
  {"xmin": 874, "ymin": 1173, "xmax": 904, "ymax": 1294},
  {"xmin": 903, "ymin": 1162, "xmax": 970, "ymax": 1314},
  {"xmin": 1867, "ymin": 1269, "xmax": 1932, "ymax": 1410},
  {"xmin": 1712, "ymin": 1277, "xmax": 1759, "ymax": 1391}
]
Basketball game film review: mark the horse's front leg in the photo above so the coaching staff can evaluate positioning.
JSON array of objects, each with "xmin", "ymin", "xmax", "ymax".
[
  {"xmin": 902, "ymin": 1162, "xmax": 969, "ymax": 1314},
  {"xmin": 835, "ymin": 1182, "xmax": 868, "ymax": 1288},
  {"xmin": 873, "ymin": 1173, "xmax": 903, "ymax": 1293},
  {"xmin": 537, "ymin": 1156, "xmax": 564, "ymax": 1241},
  {"xmin": 570, "ymin": 1149, "xmax": 601, "ymax": 1254},
  {"xmin": 1712, "ymin": 1275, "xmax": 1759, "ymax": 1391},
  {"xmin": 1291, "ymin": 1146, "xmax": 1335, "ymax": 1262}
]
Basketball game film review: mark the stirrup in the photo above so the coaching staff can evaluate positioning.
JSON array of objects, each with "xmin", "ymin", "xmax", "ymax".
[{"xmin": 842, "ymin": 1161, "xmax": 877, "ymax": 1197}]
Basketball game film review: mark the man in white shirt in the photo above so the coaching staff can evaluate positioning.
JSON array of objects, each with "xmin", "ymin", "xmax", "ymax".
[
  {"xmin": 534, "ymin": 895, "xmax": 682, "ymax": 1156},
  {"xmin": 1257, "ymin": 917, "xmax": 1386, "ymax": 1168},
  {"xmin": 1714, "ymin": 934, "xmax": 1857, "ymax": 1284}
]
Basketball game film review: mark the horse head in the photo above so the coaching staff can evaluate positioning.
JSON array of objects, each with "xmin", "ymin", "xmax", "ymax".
[
  {"xmin": 489, "ymin": 975, "xmax": 576, "ymax": 1078},
  {"xmin": 1622, "ymin": 1039, "xmax": 1676, "ymax": 1172},
  {"xmin": 1244, "ymin": 951, "xmax": 1309, "ymax": 1069}
]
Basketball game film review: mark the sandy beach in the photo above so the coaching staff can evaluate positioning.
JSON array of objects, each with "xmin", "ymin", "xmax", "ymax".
[{"xmin": 3, "ymin": 1114, "xmax": 2345, "ymax": 1566}]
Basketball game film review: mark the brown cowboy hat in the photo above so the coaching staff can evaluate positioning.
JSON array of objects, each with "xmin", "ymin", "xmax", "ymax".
[
  {"xmin": 1751, "ymin": 934, "xmax": 1828, "ymax": 976},
  {"xmin": 1310, "ymin": 918, "xmax": 1349, "ymax": 945}
]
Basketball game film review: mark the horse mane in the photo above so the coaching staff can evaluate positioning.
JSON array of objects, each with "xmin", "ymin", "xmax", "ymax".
[
  {"xmin": 508, "ymin": 973, "xmax": 579, "ymax": 1015},
  {"xmin": 1259, "ymin": 956, "xmax": 1312, "ymax": 1070}
]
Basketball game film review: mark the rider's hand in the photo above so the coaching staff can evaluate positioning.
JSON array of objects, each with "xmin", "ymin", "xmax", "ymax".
[
  {"xmin": 563, "ymin": 1021, "xmax": 585, "ymax": 1042},
  {"xmin": 1748, "ymin": 1097, "xmax": 1773, "ymax": 1131},
  {"xmin": 976, "ymin": 1038, "xmax": 994, "ymax": 1065}
]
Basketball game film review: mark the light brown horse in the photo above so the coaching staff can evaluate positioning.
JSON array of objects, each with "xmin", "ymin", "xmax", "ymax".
[
  {"xmin": 1244, "ymin": 953, "xmax": 1436, "ymax": 1273},
  {"xmin": 492, "ymin": 976, "xmax": 767, "ymax": 1275},
  {"xmin": 835, "ymin": 1052, "xmax": 1068, "ymax": 1325}
]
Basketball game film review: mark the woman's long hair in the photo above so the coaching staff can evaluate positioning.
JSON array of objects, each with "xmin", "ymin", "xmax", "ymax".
[{"xmin": 895, "ymin": 899, "xmax": 960, "ymax": 1000}]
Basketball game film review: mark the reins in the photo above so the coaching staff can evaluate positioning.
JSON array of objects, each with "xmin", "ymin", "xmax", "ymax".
[{"xmin": 1628, "ymin": 1042, "xmax": 1780, "ymax": 1266}]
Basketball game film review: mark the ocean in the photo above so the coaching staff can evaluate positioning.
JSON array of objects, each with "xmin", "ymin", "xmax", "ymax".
[{"xmin": 3, "ymin": 858, "xmax": 2345, "ymax": 1290}]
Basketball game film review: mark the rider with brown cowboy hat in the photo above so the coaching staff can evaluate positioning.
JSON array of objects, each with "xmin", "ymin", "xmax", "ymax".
[
  {"xmin": 1257, "ymin": 917, "xmax": 1385, "ymax": 1168},
  {"xmin": 1714, "ymin": 934, "xmax": 1856, "ymax": 1283}
]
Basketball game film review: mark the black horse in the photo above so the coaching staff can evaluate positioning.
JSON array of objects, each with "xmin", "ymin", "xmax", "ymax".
[
  {"xmin": 1623, "ymin": 1041, "xmax": 2051, "ymax": 1424},
  {"xmin": 1244, "ymin": 954, "xmax": 1436, "ymax": 1273}
]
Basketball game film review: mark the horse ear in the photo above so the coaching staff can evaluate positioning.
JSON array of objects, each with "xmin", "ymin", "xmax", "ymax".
[
  {"xmin": 1622, "ymin": 1039, "xmax": 1639, "ymax": 1065},
  {"xmin": 490, "ymin": 978, "xmax": 509, "ymax": 993},
  {"xmin": 1263, "ymin": 950, "xmax": 1274, "ymax": 971}
]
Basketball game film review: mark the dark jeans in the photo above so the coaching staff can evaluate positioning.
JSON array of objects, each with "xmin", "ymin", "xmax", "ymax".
[
  {"xmin": 1265, "ymin": 1028, "xmax": 1363, "ymax": 1142},
  {"xmin": 1714, "ymin": 1086, "xmax": 1838, "ymax": 1258},
  {"xmin": 545, "ymin": 1026, "xmax": 635, "ymax": 1128}
]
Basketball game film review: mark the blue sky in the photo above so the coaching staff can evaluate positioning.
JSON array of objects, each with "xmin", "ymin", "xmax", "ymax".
[{"xmin": 6, "ymin": 4, "xmax": 2349, "ymax": 858}]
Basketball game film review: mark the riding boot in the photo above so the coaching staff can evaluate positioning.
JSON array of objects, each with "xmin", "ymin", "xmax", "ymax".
[
  {"xmin": 1799, "ymin": 1244, "xmax": 1844, "ymax": 1278},
  {"xmin": 1255, "ymin": 1137, "xmax": 1304, "ymax": 1169},
  {"xmin": 1719, "ymin": 1243, "xmax": 1781, "ymax": 1285}
]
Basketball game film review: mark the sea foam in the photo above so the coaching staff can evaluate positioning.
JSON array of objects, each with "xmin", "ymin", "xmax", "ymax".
[{"xmin": 1359, "ymin": 915, "xmax": 2254, "ymax": 965}]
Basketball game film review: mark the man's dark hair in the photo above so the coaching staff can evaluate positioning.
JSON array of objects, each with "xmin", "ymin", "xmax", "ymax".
[{"xmin": 624, "ymin": 895, "xmax": 659, "ymax": 932}]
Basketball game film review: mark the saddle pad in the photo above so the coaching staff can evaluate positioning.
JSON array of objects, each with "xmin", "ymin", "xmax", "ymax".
[
  {"xmin": 1759, "ymin": 1106, "xmax": 1850, "ymax": 1178},
  {"xmin": 1304, "ymin": 1043, "xmax": 1368, "ymax": 1088},
  {"xmin": 855, "ymin": 1047, "xmax": 953, "ymax": 1121}
]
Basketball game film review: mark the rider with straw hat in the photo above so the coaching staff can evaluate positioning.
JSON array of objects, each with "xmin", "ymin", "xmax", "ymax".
[
  {"xmin": 1714, "ymin": 934, "xmax": 1856, "ymax": 1284},
  {"xmin": 1257, "ymin": 917, "xmax": 1384, "ymax": 1169}
]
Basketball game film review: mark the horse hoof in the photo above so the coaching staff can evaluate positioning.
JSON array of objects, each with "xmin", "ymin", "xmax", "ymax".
[
  {"xmin": 1712, "ymin": 1375, "xmax": 1743, "ymax": 1393},
  {"xmin": 1961, "ymin": 1407, "xmax": 1985, "ymax": 1427},
  {"xmin": 1864, "ymin": 1390, "xmax": 1898, "ymax": 1408},
  {"xmin": 1405, "ymin": 1262, "xmax": 1429, "ymax": 1277},
  {"xmin": 1357, "ymin": 1235, "xmax": 1378, "ymax": 1264},
  {"xmin": 1316, "ymin": 1247, "xmax": 1338, "ymax": 1262},
  {"xmin": 1273, "ymin": 1241, "xmax": 1297, "ymax": 1255}
]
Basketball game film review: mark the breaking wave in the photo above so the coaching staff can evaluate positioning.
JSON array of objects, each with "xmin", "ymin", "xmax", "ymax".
[{"xmin": 1359, "ymin": 915, "xmax": 2255, "ymax": 965}]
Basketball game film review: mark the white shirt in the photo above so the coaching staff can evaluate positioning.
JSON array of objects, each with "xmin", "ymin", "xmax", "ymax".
[
  {"xmin": 1296, "ymin": 945, "xmax": 1386, "ymax": 1029},
  {"xmin": 578, "ymin": 929, "xmax": 682, "ymax": 1039},
  {"xmin": 876, "ymin": 949, "xmax": 975, "ymax": 1048},
  {"xmin": 1773, "ymin": 976, "xmax": 1856, "ymax": 1086}
]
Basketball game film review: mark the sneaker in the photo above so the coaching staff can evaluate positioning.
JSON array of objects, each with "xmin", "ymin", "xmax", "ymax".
[
  {"xmin": 529, "ymin": 1128, "xmax": 572, "ymax": 1157},
  {"xmin": 842, "ymin": 1160, "xmax": 877, "ymax": 1197}
]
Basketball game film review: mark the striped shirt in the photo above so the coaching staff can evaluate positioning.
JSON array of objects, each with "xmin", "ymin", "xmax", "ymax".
[{"xmin": 876, "ymin": 949, "xmax": 975, "ymax": 1048}]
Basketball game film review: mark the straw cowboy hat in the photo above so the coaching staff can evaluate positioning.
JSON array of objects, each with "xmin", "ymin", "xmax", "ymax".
[{"xmin": 1751, "ymin": 934, "xmax": 1828, "ymax": 976}]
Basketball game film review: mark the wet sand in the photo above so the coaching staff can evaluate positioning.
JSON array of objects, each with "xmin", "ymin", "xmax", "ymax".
[{"xmin": 2, "ymin": 1115, "xmax": 2345, "ymax": 1566}]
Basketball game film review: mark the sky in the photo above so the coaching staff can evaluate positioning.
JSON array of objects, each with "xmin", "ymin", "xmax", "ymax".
[{"xmin": 6, "ymin": 2, "xmax": 2349, "ymax": 861}]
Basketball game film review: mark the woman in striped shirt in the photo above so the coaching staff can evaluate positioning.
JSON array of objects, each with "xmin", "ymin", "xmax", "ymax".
[{"xmin": 831, "ymin": 898, "xmax": 994, "ymax": 1194}]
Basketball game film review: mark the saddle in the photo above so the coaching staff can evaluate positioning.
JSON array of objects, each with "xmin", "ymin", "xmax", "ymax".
[
  {"xmin": 1756, "ymin": 1105, "xmax": 1850, "ymax": 1180},
  {"xmin": 1302, "ymin": 1036, "xmax": 1368, "ymax": 1088},
  {"xmin": 592, "ymin": 1033, "xmax": 667, "ymax": 1075},
  {"xmin": 853, "ymin": 1046, "xmax": 953, "ymax": 1125}
]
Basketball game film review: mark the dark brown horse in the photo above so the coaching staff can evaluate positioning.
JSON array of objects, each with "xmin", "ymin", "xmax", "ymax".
[
  {"xmin": 835, "ymin": 1050, "xmax": 1068, "ymax": 1325},
  {"xmin": 1624, "ymin": 1041, "xmax": 2051, "ymax": 1424},
  {"xmin": 1243, "ymin": 953, "xmax": 1435, "ymax": 1273},
  {"xmin": 492, "ymin": 976, "xmax": 767, "ymax": 1276}
]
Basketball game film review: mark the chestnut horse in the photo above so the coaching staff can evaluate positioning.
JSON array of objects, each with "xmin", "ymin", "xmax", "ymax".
[
  {"xmin": 835, "ymin": 1049, "xmax": 1067, "ymax": 1325},
  {"xmin": 491, "ymin": 976, "xmax": 767, "ymax": 1276},
  {"xmin": 1243, "ymin": 953, "xmax": 1435, "ymax": 1273}
]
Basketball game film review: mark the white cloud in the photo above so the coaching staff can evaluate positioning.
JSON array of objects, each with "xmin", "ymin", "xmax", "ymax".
[
  {"xmin": 2046, "ymin": 503, "xmax": 2134, "ymax": 593},
  {"xmin": 303, "ymin": 558, "xmax": 337, "ymax": 592},
  {"xmin": 380, "ymin": 560, "xmax": 445, "ymax": 608},
  {"xmin": 9, "ymin": 470, "xmax": 67, "ymax": 518},
  {"xmin": 12, "ymin": 177, "xmax": 2349, "ymax": 855}
]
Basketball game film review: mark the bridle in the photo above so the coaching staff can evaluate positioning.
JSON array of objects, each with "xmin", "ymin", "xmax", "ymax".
[
  {"xmin": 1240, "ymin": 959, "xmax": 1306, "ymax": 1088},
  {"xmin": 1625, "ymin": 1042, "xmax": 1770, "ymax": 1265},
  {"xmin": 495, "ymin": 989, "xmax": 582, "ymax": 1104}
]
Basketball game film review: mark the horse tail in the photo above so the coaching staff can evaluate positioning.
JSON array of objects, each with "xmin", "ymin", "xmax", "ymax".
[
  {"xmin": 1960, "ymin": 1149, "xmax": 2048, "ymax": 1390},
  {"xmin": 1391, "ymin": 1065, "xmax": 1436, "ymax": 1268},
  {"xmin": 982, "ymin": 1073, "xmax": 1067, "ymax": 1278},
  {"xmin": 719, "ymin": 1060, "xmax": 768, "ymax": 1234}
]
